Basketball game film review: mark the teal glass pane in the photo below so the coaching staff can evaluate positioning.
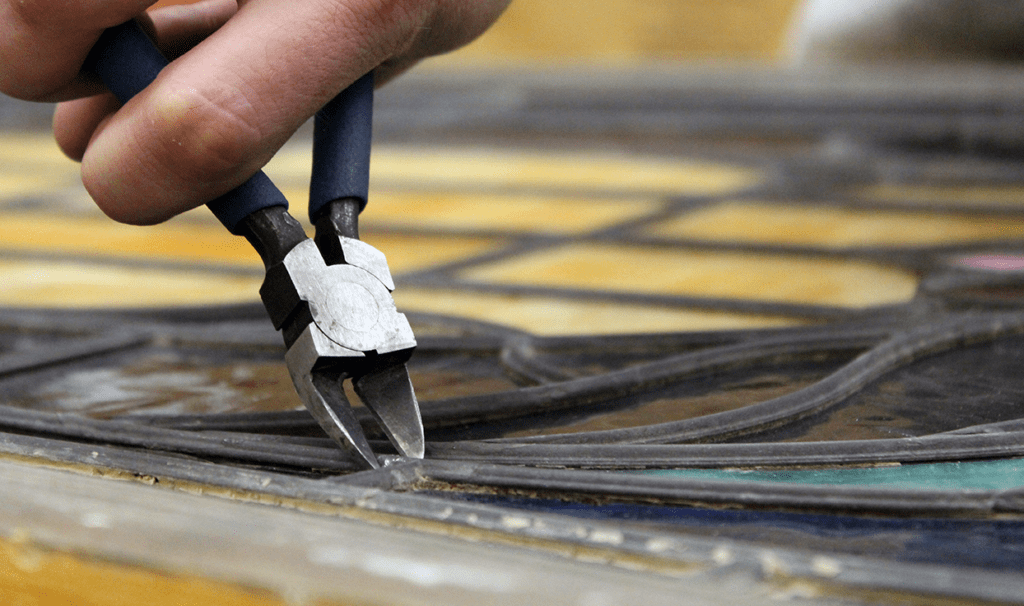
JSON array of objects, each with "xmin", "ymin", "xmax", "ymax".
[{"xmin": 647, "ymin": 458, "xmax": 1024, "ymax": 490}]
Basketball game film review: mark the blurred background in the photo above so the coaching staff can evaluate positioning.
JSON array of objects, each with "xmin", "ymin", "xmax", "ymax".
[
  {"xmin": 419, "ymin": 0, "xmax": 802, "ymax": 65},
  {"xmin": 153, "ymin": 0, "xmax": 803, "ymax": 65}
]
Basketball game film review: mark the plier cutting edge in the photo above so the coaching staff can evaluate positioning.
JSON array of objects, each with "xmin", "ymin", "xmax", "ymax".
[{"xmin": 84, "ymin": 20, "xmax": 424, "ymax": 469}]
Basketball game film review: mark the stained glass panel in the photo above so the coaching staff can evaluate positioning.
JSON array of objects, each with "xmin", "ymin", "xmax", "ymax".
[{"xmin": 2, "ymin": 65, "xmax": 1024, "ymax": 604}]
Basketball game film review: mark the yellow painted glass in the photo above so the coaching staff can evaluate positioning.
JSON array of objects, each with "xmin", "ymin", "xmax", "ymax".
[
  {"xmin": 0, "ymin": 206, "xmax": 496, "ymax": 261},
  {"xmin": 355, "ymin": 232, "xmax": 500, "ymax": 273},
  {"xmin": 359, "ymin": 191, "xmax": 661, "ymax": 234},
  {"xmin": 0, "ymin": 134, "xmax": 79, "ymax": 170},
  {"xmin": 0, "ymin": 260, "xmax": 261, "ymax": 308},
  {"xmin": 394, "ymin": 289, "xmax": 804, "ymax": 335},
  {"xmin": 264, "ymin": 145, "xmax": 763, "ymax": 197},
  {"xmin": 277, "ymin": 185, "xmax": 661, "ymax": 236},
  {"xmin": 0, "ymin": 212, "xmax": 262, "ymax": 267},
  {"xmin": 0, "ymin": 135, "xmax": 82, "ymax": 203},
  {"xmin": 460, "ymin": 244, "xmax": 918, "ymax": 309}
]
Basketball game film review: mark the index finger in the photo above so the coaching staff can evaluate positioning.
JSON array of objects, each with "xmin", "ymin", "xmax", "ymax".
[{"xmin": 80, "ymin": 0, "xmax": 433, "ymax": 224}]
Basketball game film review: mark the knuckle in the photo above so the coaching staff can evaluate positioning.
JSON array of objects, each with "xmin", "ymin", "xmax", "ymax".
[
  {"xmin": 82, "ymin": 80, "xmax": 268, "ymax": 226},
  {"xmin": 327, "ymin": 0, "xmax": 433, "ymax": 57},
  {"xmin": 365, "ymin": 0, "xmax": 428, "ymax": 31},
  {"xmin": 6, "ymin": 0, "xmax": 55, "ymax": 28},
  {"xmin": 0, "ymin": 55, "xmax": 73, "ymax": 101},
  {"xmin": 10, "ymin": 0, "xmax": 145, "ymax": 29},
  {"xmin": 0, "ymin": 18, "xmax": 48, "ymax": 99},
  {"xmin": 144, "ymin": 82, "xmax": 264, "ymax": 188}
]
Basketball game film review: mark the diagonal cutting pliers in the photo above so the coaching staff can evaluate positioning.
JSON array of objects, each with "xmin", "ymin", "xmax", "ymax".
[{"xmin": 83, "ymin": 19, "xmax": 424, "ymax": 469}]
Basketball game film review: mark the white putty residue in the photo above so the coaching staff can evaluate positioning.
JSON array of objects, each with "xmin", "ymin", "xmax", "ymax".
[
  {"xmin": 79, "ymin": 511, "xmax": 111, "ymax": 529},
  {"xmin": 308, "ymin": 546, "xmax": 520, "ymax": 592}
]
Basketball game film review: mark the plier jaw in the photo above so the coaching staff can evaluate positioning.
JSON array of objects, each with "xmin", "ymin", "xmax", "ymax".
[{"xmin": 286, "ymin": 325, "xmax": 423, "ymax": 469}]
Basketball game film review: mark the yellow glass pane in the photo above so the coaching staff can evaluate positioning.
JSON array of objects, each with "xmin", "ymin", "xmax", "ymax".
[
  {"xmin": 395, "ymin": 289, "xmax": 803, "ymax": 335},
  {"xmin": 276, "ymin": 185, "xmax": 312, "ymax": 218},
  {"xmin": 278, "ymin": 186, "xmax": 658, "ymax": 234},
  {"xmin": 0, "ymin": 173, "xmax": 59, "ymax": 202},
  {"xmin": 0, "ymin": 210, "xmax": 500, "ymax": 275},
  {"xmin": 362, "ymin": 191, "xmax": 660, "ymax": 234},
  {"xmin": 647, "ymin": 201, "xmax": 1024, "ymax": 247},
  {"xmin": 265, "ymin": 144, "xmax": 762, "ymax": 196},
  {"xmin": 371, "ymin": 148, "xmax": 762, "ymax": 195},
  {"xmin": 0, "ymin": 134, "xmax": 77, "ymax": 170},
  {"xmin": 359, "ymin": 232, "xmax": 501, "ymax": 273},
  {"xmin": 0, "ymin": 260, "xmax": 260, "ymax": 308},
  {"xmin": 0, "ymin": 212, "xmax": 262, "ymax": 267},
  {"xmin": 460, "ymin": 244, "xmax": 918, "ymax": 309},
  {"xmin": 0, "ymin": 135, "xmax": 83, "ymax": 203},
  {"xmin": 858, "ymin": 184, "xmax": 1024, "ymax": 208}
]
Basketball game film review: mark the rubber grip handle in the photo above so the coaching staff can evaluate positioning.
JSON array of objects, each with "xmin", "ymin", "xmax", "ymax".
[
  {"xmin": 309, "ymin": 72, "xmax": 374, "ymax": 221},
  {"xmin": 82, "ymin": 20, "xmax": 287, "ymax": 235}
]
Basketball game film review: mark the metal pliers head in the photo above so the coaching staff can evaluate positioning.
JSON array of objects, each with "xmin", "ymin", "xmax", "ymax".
[{"xmin": 243, "ymin": 201, "xmax": 423, "ymax": 470}]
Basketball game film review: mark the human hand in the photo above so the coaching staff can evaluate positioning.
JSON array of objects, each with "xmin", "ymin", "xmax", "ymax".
[{"xmin": 0, "ymin": 0, "xmax": 509, "ymax": 224}]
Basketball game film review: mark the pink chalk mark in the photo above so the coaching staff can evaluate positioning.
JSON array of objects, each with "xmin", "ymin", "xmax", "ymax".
[{"xmin": 957, "ymin": 254, "xmax": 1024, "ymax": 272}]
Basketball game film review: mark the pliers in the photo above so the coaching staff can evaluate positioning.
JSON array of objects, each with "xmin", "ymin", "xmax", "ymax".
[{"xmin": 83, "ymin": 20, "xmax": 424, "ymax": 469}]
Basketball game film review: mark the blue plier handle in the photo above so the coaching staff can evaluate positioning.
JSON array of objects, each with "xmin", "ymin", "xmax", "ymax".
[{"xmin": 83, "ymin": 20, "xmax": 424, "ymax": 469}]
